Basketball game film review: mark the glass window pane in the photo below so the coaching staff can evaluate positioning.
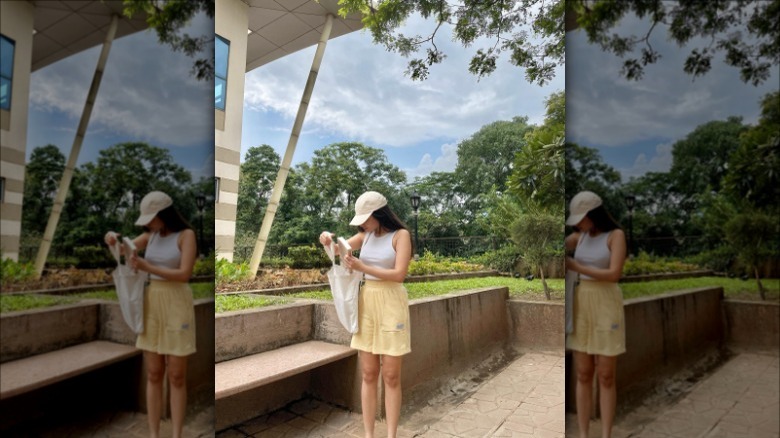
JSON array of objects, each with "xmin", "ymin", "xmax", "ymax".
[
  {"xmin": 0, "ymin": 35, "xmax": 14, "ymax": 79},
  {"xmin": 215, "ymin": 77, "xmax": 226, "ymax": 110},
  {"xmin": 0, "ymin": 76, "xmax": 10, "ymax": 110},
  {"xmin": 215, "ymin": 36, "xmax": 229, "ymax": 79}
]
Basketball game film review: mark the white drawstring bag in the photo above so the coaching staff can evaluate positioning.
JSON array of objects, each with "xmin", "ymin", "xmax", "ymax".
[
  {"xmin": 324, "ymin": 241, "xmax": 361, "ymax": 334},
  {"xmin": 110, "ymin": 238, "xmax": 148, "ymax": 334}
]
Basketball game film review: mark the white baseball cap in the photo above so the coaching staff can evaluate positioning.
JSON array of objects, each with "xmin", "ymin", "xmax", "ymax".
[
  {"xmin": 135, "ymin": 191, "xmax": 173, "ymax": 226},
  {"xmin": 566, "ymin": 191, "xmax": 602, "ymax": 226},
  {"xmin": 350, "ymin": 191, "xmax": 387, "ymax": 226}
]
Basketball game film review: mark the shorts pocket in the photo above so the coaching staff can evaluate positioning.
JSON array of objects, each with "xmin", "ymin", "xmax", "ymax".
[{"xmin": 380, "ymin": 290, "xmax": 409, "ymax": 333}]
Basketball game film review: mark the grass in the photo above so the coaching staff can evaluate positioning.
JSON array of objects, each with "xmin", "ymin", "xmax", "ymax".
[
  {"xmin": 215, "ymin": 294, "xmax": 289, "ymax": 313},
  {"xmin": 0, "ymin": 294, "xmax": 79, "ymax": 313},
  {"xmin": 0, "ymin": 282, "xmax": 216, "ymax": 314},
  {"xmin": 621, "ymin": 276, "xmax": 780, "ymax": 301},
  {"xmin": 286, "ymin": 277, "xmax": 566, "ymax": 302}
]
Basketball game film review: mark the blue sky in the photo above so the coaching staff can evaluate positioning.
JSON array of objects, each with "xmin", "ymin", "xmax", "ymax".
[
  {"xmin": 566, "ymin": 12, "xmax": 779, "ymax": 182},
  {"xmin": 241, "ymin": 14, "xmax": 564, "ymax": 182},
  {"xmin": 26, "ymin": 13, "xmax": 214, "ymax": 181}
]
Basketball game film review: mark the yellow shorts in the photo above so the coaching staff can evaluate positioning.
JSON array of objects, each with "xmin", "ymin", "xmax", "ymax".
[
  {"xmin": 566, "ymin": 280, "xmax": 626, "ymax": 356},
  {"xmin": 136, "ymin": 280, "xmax": 196, "ymax": 357},
  {"xmin": 351, "ymin": 280, "xmax": 411, "ymax": 356}
]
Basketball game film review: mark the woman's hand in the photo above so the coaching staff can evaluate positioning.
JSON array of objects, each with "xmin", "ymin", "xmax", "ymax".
[
  {"xmin": 343, "ymin": 253, "xmax": 365, "ymax": 272},
  {"xmin": 129, "ymin": 253, "xmax": 149, "ymax": 273},
  {"xmin": 104, "ymin": 231, "xmax": 119, "ymax": 246},
  {"xmin": 319, "ymin": 231, "xmax": 334, "ymax": 247}
]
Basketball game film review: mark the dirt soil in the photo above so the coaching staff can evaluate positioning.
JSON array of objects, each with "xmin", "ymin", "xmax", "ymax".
[
  {"xmin": 1, "ymin": 268, "xmax": 114, "ymax": 293},
  {"xmin": 216, "ymin": 268, "xmax": 328, "ymax": 293}
]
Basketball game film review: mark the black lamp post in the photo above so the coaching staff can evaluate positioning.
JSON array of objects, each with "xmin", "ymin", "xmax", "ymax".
[
  {"xmin": 624, "ymin": 194, "xmax": 636, "ymax": 256},
  {"xmin": 195, "ymin": 193, "xmax": 206, "ymax": 257},
  {"xmin": 410, "ymin": 191, "xmax": 420, "ymax": 258}
]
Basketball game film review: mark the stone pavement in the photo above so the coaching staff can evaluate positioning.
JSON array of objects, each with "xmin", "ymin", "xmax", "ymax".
[
  {"xmin": 3, "ymin": 403, "xmax": 215, "ymax": 437},
  {"xmin": 218, "ymin": 351, "xmax": 564, "ymax": 438},
  {"xmin": 565, "ymin": 352, "xmax": 779, "ymax": 438}
]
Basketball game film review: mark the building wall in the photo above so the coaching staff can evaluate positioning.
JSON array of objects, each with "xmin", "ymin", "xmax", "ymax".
[
  {"xmin": 214, "ymin": 0, "xmax": 248, "ymax": 262},
  {"xmin": 0, "ymin": 1, "xmax": 34, "ymax": 261}
]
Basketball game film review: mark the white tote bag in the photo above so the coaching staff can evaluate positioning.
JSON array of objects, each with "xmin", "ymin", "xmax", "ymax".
[
  {"xmin": 324, "ymin": 241, "xmax": 361, "ymax": 334},
  {"xmin": 110, "ymin": 239, "xmax": 148, "ymax": 334}
]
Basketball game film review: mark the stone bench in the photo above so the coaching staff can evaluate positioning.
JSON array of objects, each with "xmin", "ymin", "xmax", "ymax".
[
  {"xmin": 0, "ymin": 340, "xmax": 141, "ymax": 400},
  {"xmin": 215, "ymin": 340, "xmax": 356, "ymax": 400}
]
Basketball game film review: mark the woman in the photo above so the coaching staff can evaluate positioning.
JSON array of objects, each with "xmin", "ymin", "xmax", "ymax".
[
  {"xmin": 105, "ymin": 191, "xmax": 197, "ymax": 438},
  {"xmin": 565, "ymin": 191, "xmax": 627, "ymax": 438},
  {"xmin": 319, "ymin": 191, "xmax": 412, "ymax": 438}
]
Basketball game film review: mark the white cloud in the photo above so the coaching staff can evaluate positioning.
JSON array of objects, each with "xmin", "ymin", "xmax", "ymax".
[
  {"xmin": 243, "ymin": 14, "xmax": 563, "ymax": 156},
  {"xmin": 404, "ymin": 142, "xmax": 459, "ymax": 180},
  {"xmin": 29, "ymin": 15, "xmax": 213, "ymax": 149},
  {"xmin": 619, "ymin": 142, "xmax": 674, "ymax": 181}
]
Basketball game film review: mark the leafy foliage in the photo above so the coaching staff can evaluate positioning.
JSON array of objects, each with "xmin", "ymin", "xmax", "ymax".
[
  {"xmin": 622, "ymin": 252, "xmax": 702, "ymax": 277},
  {"xmin": 407, "ymin": 251, "xmax": 485, "ymax": 276},
  {"xmin": 123, "ymin": 0, "xmax": 214, "ymax": 80},
  {"xmin": 1, "ymin": 258, "xmax": 37, "ymax": 288},
  {"xmin": 215, "ymin": 257, "xmax": 252, "ymax": 284},
  {"xmin": 510, "ymin": 212, "xmax": 562, "ymax": 299},
  {"xmin": 572, "ymin": 0, "xmax": 780, "ymax": 85},
  {"xmin": 338, "ymin": 0, "xmax": 565, "ymax": 84}
]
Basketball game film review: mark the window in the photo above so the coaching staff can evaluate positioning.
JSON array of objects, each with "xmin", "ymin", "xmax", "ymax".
[
  {"xmin": 215, "ymin": 35, "xmax": 229, "ymax": 110},
  {"xmin": 0, "ymin": 35, "xmax": 14, "ymax": 110},
  {"xmin": 215, "ymin": 177, "xmax": 220, "ymax": 203},
  {"xmin": 0, "ymin": 177, "xmax": 5, "ymax": 203}
]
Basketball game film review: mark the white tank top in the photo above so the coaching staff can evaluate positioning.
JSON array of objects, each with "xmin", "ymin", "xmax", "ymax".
[
  {"xmin": 574, "ymin": 231, "xmax": 612, "ymax": 280},
  {"xmin": 146, "ymin": 231, "xmax": 182, "ymax": 280},
  {"xmin": 360, "ymin": 230, "xmax": 397, "ymax": 280}
]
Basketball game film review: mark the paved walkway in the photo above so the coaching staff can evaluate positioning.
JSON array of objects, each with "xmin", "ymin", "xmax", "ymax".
[
  {"xmin": 565, "ymin": 352, "xmax": 779, "ymax": 438},
  {"xmin": 218, "ymin": 351, "xmax": 565, "ymax": 438}
]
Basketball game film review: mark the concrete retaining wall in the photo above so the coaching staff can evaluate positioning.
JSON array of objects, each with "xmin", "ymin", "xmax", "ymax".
[
  {"xmin": 507, "ymin": 300, "xmax": 564, "ymax": 351},
  {"xmin": 0, "ymin": 298, "xmax": 216, "ymax": 414},
  {"xmin": 724, "ymin": 299, "xmax": 780, "ymax": 352},
  {"xmin": 565, "ymin": 287, "xmax": 726, "ymax": 413},
  {"xmin": 214, "ymin": 287, "xmax": 511, "ymax": 429},
  {"xmin": 1, "ymin": 303, "xmax": 99, "ymax": 363}
]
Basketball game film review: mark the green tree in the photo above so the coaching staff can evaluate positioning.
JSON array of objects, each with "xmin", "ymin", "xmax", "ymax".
[
  {"xmin": 509, "ymin": 91, "xmax": 565, "ymax": 212},
  {"xmin": 724, "ymin": 211, "xmax": 778, "ymax": 300},
  {"xmin": 338, "ymin": 0, "xmax": 565, "ymax": 83},
  {"xmin": 123, "ymin": 0, "xmax": 214, "ymax": 80},
  {"xmin": 455, "ymin": 116, "xmax": 533, "ymax": 233},
  {"xmin": 22, "ymin": 145, "xmax": 66, "ymax": 235},
  {"xmin": 722, "ymin": 92, "xmax": 780, "ymax": 210},
  {"xmin": 571, "ymin": 0, "xmax": 780, "ymax": 85},
  {"xmin": 510, "ymin": 212, "xmax": 562, "ymax": 299},
  {"xmin": 668, "ymin": 117, "xmax": 746, "ymax": 217},
  {"xmin": 236, "ymin": 145, "xmax": 281, "ymax": 237},
  {"xmin": 410, "ymin": 172, "xmax": 462, "ymax": 238}
]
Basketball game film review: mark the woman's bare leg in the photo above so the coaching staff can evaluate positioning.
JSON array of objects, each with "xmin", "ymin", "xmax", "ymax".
[
  {"xmin": 360, "ymin": 352, "xmax": 381, "ymax": 438},
  {"xmin": 144, "ymin": 352, "xmax": 166, "ymax": 438},
  {"xmin": 574, "ymin": 351, "xmax": 595, "ymax": 438},
  {"xmin": 381, "ymin": 355, "xmax": 403, "ymax": 438},
  {"xmin": 167, "ymin": 355, "xmax": 188, "ymax": 438}
]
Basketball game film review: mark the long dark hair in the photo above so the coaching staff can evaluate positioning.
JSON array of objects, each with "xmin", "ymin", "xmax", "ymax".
[
  {"xmin": 144, "ymin": 206, "xmax": 193, "ymax": 233},
  {"xmin": 584, "ymin": 205, "xmax": 622, "ymax": 233},
  {"xmin": 358, "ymin": 205, "xmax": 414, "ymax": 256}
]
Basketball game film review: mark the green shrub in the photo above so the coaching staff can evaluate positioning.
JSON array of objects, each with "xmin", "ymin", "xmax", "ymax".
[
  {"xmin": 193, "ymin": 253, "xmax": 216, "ymax": 276},
  {"xmin": 684, "ymin": 246, "xmax": 736, "ymax": 274},
  {"xmin": 473, "ymin": 245, "xmax": 523, "ymax": 273},
  {"xmin": 408, "ymin": 251, "xmax": 486, "ymax": 276},
  {"xmin": 287, "ymin": 245, "xmax": 330, "ymax": 269},
  {"xmin": 215, "ymin": 257, "xmax": 252, "ymax": 284},
  {"xmin": 1, "ymin": 257, "xmax": 37, "ymax": 287},
  {"xmin": 260, "ymin": 256, "xmax": 294, "ymax": 269},
  {"xmin": 73, "ymin": 246, "xmax": 112, "ymax": 269},
  {"xmin": 623, "ymin": 252, "xmax": 702, "ymax": 276}
]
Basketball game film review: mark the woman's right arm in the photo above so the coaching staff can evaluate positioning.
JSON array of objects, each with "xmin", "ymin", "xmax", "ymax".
[
  {"xmin": 104, "ymin": 231, "xmax": 150, "ymax": 253},
  {"xmin": 319, "ymin": 231, "xmax": 364, "ymax": 253}
]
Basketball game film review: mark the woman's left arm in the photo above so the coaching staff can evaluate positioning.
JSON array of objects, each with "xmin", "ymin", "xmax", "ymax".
[
  {"xmin": 568, "ymin": 229, "xmax": 627, "ymax": 282},
  {"xmin": 344, "ymin": 229, "xmax": 412, "ymax": 283},
  {"xmin": 132, "ymin": 229, "xmax": 197, "ymax": 282}
]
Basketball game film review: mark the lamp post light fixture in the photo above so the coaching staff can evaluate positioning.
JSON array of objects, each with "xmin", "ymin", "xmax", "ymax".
[
  {"xmin": 624, "ymin": 194, "xmax": 636, "ymax": 256},
  {"xmin": 195, "ymin": 193, "xmax": 206, "ymax": 257},
  {"xmin": 410, "ymin": 191, "xmax": 421, "ymax": 259}
]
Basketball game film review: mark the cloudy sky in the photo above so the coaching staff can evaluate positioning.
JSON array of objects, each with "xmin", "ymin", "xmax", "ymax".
[
  {"xmin": 241, "ymin": 14, "xmax": 564, "ymax": 182},
  {"xmin": 566, "ymin": 12, "xmax": 779, "ymax": 182},
  {"xmin": 26, "ymin": 13, "xmax": 214, "ymax": 181}
]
